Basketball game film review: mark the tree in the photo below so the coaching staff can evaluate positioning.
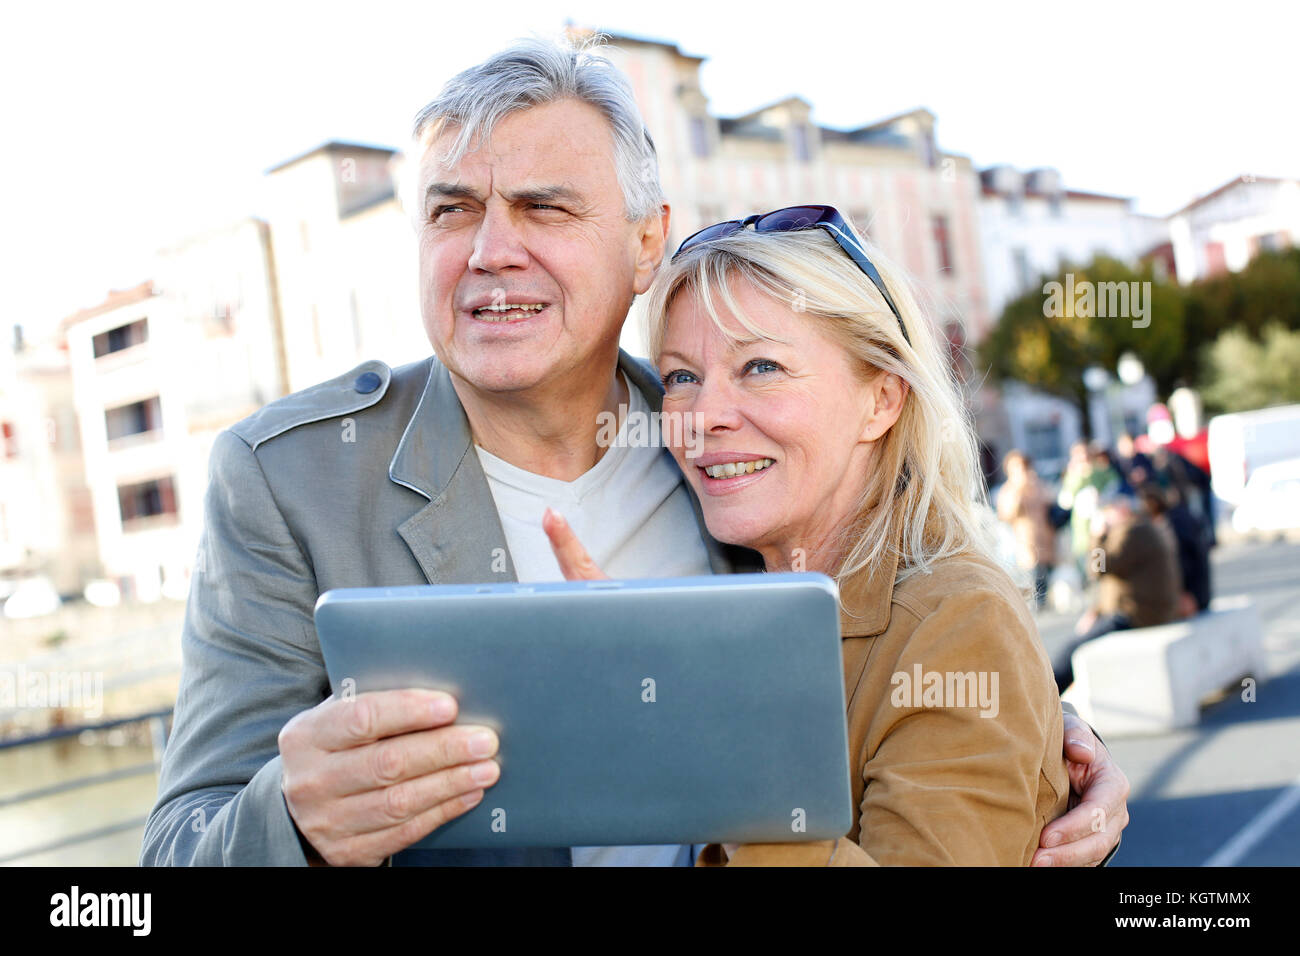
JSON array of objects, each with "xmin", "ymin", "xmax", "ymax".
[
  {"xmin": 980, "ymin": 256, "xmax": 1185, "ymax": 433},
  {"xmin": 1181, "ymin": 247, "xmax": 1300, "ymax": 385},
  {"xmin": 1201, "ymin": 323, "xmax": 1300, "ymax": 414}
]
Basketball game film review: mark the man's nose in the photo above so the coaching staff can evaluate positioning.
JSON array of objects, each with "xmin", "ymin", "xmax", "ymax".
[{"xmin": 467, "ymin": 207, "xmax": 530, "ymax": 273}]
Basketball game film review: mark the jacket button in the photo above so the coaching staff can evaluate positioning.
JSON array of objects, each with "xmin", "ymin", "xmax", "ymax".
[{"xmin": 354, "ymin": 371, "xmax": 382, "ymax": 394}]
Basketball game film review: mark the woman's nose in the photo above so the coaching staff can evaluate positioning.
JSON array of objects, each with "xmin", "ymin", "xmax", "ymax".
[{"xmin": 687, "ymin": 376, "xmax": 745, "ymax": 435}]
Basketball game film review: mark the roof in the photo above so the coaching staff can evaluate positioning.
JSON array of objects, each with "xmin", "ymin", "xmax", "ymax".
[
  {"xmin": 59, "ymin": 281, "xmax": 155, "ymax": 331},
  {"xmin": 266, "ymin": 140, "xmax": 398, "ymax": 175},
  {"xmin": 1168, "ymin": 175, "xmax": 1285, "ymax": 218}
]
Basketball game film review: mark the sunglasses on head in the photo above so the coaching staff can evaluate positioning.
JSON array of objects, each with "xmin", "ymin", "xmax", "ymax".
[{"xmin": 671, "ymin": 204, "xmax": 910, "ymax": 347}]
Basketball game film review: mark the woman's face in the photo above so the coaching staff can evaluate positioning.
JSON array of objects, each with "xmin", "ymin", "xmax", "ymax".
[{"xmin": 657, "ymin": 281, "xmax": 888, "ymax": 569}]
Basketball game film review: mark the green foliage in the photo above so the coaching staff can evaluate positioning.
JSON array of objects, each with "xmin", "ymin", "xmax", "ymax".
[
  {"xmin": 1201, "ymin": 323, "xmax": 1300, "ymax": 413},
  {"xmin": 981, "ymin": 248, "xmax": 1300, "ymax": 419},
  {"xmin": 980, "ymin": 256, "xmax": 1184, "ymax": 419}
]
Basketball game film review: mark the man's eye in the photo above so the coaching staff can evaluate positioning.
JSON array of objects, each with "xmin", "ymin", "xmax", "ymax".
[
  {"xmin": 660, "ymin": 369, "xmax": 697, "ymax": 388},
  {"xmin": 430, "ymin": 205, "xmax": 465, "ymax": 220}
]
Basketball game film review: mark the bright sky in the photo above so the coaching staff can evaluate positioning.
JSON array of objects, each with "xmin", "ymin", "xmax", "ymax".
[{"xmin": 4, "ymin": 0, "xmax": 1294, "ymax": 334}]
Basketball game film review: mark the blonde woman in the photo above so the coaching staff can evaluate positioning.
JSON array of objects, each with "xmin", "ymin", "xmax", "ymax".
[{"xmin": 547, "ymin": 206, "xmax": 1093, "ymax": 865}]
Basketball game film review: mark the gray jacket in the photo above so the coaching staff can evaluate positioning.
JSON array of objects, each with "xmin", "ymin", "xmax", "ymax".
[{"xmin": 140, "ymin": 350, "xmax": 755, "ymax": 866}]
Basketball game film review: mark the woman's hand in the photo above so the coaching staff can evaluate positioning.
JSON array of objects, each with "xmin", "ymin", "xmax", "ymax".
[{"xmin": 542, "ymin": 508, "xmax": 608, "ymax": 580}]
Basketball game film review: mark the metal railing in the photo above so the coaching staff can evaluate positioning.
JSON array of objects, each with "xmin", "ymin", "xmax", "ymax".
[{"xmin": 0, "ymin": 707, "xmax": 172, "ymax": 865}]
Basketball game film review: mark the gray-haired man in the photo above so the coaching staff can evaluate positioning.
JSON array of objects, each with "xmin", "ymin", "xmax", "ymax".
[{"xmin": 142, "ymin": 37, "xmax": 1128, "ymax": 867}]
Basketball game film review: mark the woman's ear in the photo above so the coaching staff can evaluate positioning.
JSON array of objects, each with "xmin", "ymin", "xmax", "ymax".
[{"xmin": 861, "ymin": 371, "xmax": 909, "ymax": 441}]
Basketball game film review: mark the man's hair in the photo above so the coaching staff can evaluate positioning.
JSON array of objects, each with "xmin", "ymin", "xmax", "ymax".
[
  {"xmin": 410, "ymin": 34, "xmax": 664, "ymax": 221},
  {"xmin": 644, "ymin": 224, "xmax": 1002, "ymax": 598}
]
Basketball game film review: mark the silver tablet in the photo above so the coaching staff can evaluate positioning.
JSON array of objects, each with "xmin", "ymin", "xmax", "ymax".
[{"xmin": 314, "ymin": 573, "xmax": 852, "ymax": 849}]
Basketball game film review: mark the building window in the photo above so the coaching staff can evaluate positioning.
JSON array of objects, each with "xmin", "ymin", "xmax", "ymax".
[
  {"xmin": 1024, "ymin": 420, "xmax": 1064, "ymax": 465},
  {"xmin": 1013, "ymin": 248, "xmax": 1032, "ymax": 292},
  {"xmin": 932, "ymin": 215, "xmax": 954, "ymax": 275},
  {"xmin": 1047, "ymin": 194, "xmax": 1063, "ymax": 218},
  {"xmin": 92, "ymin": 318, "xmax": 148, "ymax": 358},
  {"xmin": 105, "ymin": 396, "xmax": 163, "ymax": 442},
  {"xmin": 921, "ymin": 131, "xmax": 937, "ymax": 169},
  {"xmin": 118, "ymin": 475, "xmax": 178, "ymax": 526},
  {"xmin": 689, "ymin": 116, "xmax": 710, "ymax": 159},
  {"xmin": 1256, "ymin": 231, "xmax": 1287, "ymax": 253},
  {"xmin": 792, "ymin": 125, "xmax": 811, "ymax": 162}
]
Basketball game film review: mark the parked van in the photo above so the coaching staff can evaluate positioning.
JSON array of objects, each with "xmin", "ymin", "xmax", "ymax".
[{"xmin": 1206, "ymin": 404, "xmax": 1300, "ymax": 505}]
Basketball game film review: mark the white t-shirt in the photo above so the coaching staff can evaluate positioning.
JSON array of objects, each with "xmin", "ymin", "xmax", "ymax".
[{"xmin": 474, "ymin": 370, "xmax": 714, "ymax": 867}]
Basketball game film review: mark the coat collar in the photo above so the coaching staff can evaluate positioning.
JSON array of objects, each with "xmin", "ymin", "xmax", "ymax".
[
  {"xmin": 386, "ymin": 351, "xmax": 751, "ymax": 583},
  {"xmin": 836, "ymin": 519, "xmax": 906, "ymax": 639}
]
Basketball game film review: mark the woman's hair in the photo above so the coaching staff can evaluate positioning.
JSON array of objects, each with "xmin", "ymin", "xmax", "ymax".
[{"xmin": 643, "ymin": 223, "xmax": 1002, "ymax": 599}]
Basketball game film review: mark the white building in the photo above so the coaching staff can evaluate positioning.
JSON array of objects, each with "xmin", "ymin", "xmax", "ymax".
[
  {"xmin": 61, "ymin": 218, "xmax": 284, "ymax": 601},
  {"xmin": 0, "ymin": 327, "xmax": 99, "ymax": 595},
  {"xmin": 978, "ymin": 164, "xmax": 1170, "ymax": 321},
  {"xmin": 262, "ymin": 142, "xmax": 427, "ymax": 392},
  {"xmin": 1166, "ymin": 175, "xmax": 1299, "ymax": 283}
]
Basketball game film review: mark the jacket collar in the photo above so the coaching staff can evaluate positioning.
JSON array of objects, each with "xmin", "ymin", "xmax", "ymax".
[
  {"xmin": 836, "ymin": 519, "xmax": 906, "ymax": 639},
  {"xmin": 386, "ymin": 351, "xmax": 750, "ymax": 582}
]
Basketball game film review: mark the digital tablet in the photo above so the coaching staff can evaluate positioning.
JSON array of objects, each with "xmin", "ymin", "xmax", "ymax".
[{"xmin": 313, "ymin": 573, "xmax": 852, "ymax": 849}]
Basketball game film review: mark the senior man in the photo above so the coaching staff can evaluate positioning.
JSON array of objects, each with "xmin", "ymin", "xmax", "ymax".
[{"xmin": 141, "ymin": 36, "xmax": 1127, "ymax": 867}]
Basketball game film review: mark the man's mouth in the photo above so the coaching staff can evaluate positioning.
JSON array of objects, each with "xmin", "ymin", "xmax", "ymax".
[
  {"xmin": 700, "ymin": 457, "xmax": 775, "ymax": 479},
  {"xmin": 471, "ymin": 303, "xmax": 548, "ymax": 322}
]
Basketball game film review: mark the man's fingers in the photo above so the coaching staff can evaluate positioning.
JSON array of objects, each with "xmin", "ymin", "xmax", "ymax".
[
  {"xmin": 1062, "ymin": 713, "xmax": 1098, "ymax": 764},
  {"xmin": 330, "ymin": 724, "xmax": 499, "ymax": 796},
  {"xmin": 542, "ymin": 507, "xmax": 607, "ymax": 580},
  {"xmin": 307, "ymin": 688, "xmax": 458, "ymax": 752},
  {"xmin": 322, "ymin": 789, "xmax": 488, "ymax": 866},
  {"xmin": 334, "ymin": 759, "xmax": 501, "ymax": 837},
  {"xmin": 1032, "ymin": 818, "xmax": 1121, "ymax": 867}
]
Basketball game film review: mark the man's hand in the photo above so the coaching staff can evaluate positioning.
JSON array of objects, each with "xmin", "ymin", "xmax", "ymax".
[
  {"xmin": 278, "ymin": 688, "xmax": 501, "ymax": 867},
  {"xmin": 1033, "ymin": 712, "xmax": 1130, "ymax": 866}
]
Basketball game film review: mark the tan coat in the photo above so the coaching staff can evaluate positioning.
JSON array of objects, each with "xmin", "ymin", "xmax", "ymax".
[{"xmin": 698, "ymin": 524, "xmax": 1069, "ymax": 866}]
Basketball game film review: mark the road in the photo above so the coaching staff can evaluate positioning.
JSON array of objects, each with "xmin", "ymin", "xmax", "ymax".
[{"xmin": 1035, "ymin": 536, "xmax": 1300, "ymax": 866}]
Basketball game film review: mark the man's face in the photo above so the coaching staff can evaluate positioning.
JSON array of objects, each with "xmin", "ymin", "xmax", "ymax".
[{"xmin": 414, "ymin": 97, "xmax": 664, "ymax": 395}]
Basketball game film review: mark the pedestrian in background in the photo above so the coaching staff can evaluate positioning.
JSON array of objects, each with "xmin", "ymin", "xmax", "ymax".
[
  {"xmin": 998, "ymin": 450, "xmax": 1057, "ymax": 610},
  {"xmin": 1138, "ymin": 482, "xmax": 1212, "ymax": 618},
  {"xmin": 1057, "ymin": 492, "xmax": 1182, "ymax": 690}
]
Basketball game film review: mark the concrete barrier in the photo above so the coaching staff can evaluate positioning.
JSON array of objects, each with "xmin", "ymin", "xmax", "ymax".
[{"xmin": 1061, "ymin": 595, "xmax": 1264, "ymax": 737}]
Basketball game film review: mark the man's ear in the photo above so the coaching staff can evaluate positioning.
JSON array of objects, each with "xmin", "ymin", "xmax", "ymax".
[
  {"xmin": 633, "ymin": 203, "xmax": 671, "ymax": 296},
  {"xmin": 861, "ymin": 371, "xmax": 909, "ymax": 442}
]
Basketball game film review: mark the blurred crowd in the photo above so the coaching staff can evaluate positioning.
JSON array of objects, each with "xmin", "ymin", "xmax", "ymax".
[{"xmin": 995, "ymin": 437, "xmax": 1217, "ymax": 690}]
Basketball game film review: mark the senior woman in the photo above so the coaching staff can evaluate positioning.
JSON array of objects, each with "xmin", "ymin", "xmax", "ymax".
[{"xmin": 545, "ymin": 206, "xmax": 1108, "ymax": 865}]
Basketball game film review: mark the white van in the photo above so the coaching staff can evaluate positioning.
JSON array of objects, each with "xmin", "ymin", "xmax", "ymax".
[{"xmin": 1206, "ymin": 404, "xmax": 1300, "ymax": 505}]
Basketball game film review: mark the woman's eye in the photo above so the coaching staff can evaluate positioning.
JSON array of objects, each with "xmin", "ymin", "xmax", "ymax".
[
  {"xmin": 744, "ymin": 359, "xmax": 781, "ymax": 375},
  {"xmin": 660, "ymin": 369, "xmax": 697, "ymax": 388}
]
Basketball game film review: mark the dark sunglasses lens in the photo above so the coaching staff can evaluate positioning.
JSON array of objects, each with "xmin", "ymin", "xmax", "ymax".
[
  {"xmin": 678, "ymin": 221, "xmax": 743, "ymax": 252},
  {"xmin": 755, "ymin": 206, "xmax": 834, "ymax": 232}
]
